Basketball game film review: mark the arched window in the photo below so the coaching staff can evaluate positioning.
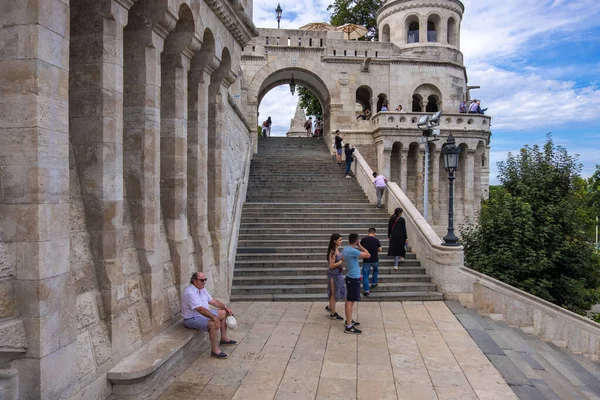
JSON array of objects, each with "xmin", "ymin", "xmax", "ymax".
[
  {"xmin": 382, "ymin": 24, "xmax": 390, "ymax": 43},
  {"xmin": 355, "ymin": 85, "xmax": 372, "ymax": 117},
  {"xmin": 427, "ymin": 14, "xmax": 440, "ymax": 42},
  {"xmin": 412, "ymin": 94, "xmax": 423, "ymax": 112},
  {"xmin": 405, "ymin": 15, "xmax": 419, "ymax": 44},
  {"xmin": 377, "ymin": 93, "xmax": 388, "ymax": 112},
  {"xmin": 426, "ymin": 95, "xmax": 439, "ymax": 112},
  {"xmin": 447, "ymin": 17, "xmax": 458, "ymax": 46}
]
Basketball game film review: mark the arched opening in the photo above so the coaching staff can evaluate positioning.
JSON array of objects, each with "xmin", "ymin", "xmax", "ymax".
[
  {"xmin": 427, "ymin": 14, "xmax": 441, "ymax": 42},
  {"xmin": 253, "ymin": 67, "xmax": 332, "ymax": 141},
  {"xmin": 405, "ymin": 15, "xmax": 420, "ymax": 44},
  {"xmin": 390, "ymin": 142, "xmax": 403, "ymax": 184},
  {"xmin": 412, "ymin": 94, "xmax": 423, "ymax": 112},
  {"xmin": 448, "ymin": 17, "xmax": 458, "ymax": 46},
  {"xmin": 382, "ymin": 24, "xmax": 390, "ymax": 43},
  {"xmin": 377, "ymin": 93, "xmax": 388, "ymax": 112},
  {"xmin": 356, "ymin": 85, "xmax": 372, "ymax": 118},
  {"xmin": 413, "ymin": 84, "xmax": 442, "ymax": 112},
  {"xmin": 426, "ymin": 95, "xmax": 439, "ymax": 112},
  {"xmin": 407, "ymin": 142, "xmax": 422, "ymax": 210}
]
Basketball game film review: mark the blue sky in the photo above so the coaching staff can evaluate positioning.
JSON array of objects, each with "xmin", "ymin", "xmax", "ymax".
[{"xmin": 253, "ymin": 0, "xmax": 600, "ymax": 183}]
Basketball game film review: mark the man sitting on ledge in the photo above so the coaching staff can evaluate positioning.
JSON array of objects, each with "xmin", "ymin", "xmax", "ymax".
[{"xmin": 181, "ymin": 272, "xmax": 236, "ymax": 359}]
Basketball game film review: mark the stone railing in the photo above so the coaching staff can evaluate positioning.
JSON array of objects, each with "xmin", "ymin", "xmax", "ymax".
[
  {"xmin": 462, "ymin": 268, "xmax": 600, "ymax": 361},
  {"xmin": 352, "ymin": 149, "xmax": 473, "ymax": 297},
  {"xmin": 371, "ymin": 112, "xmax": 492, "ymax": 134},
  {"xmin": 352, "ymin": 148, "xmax": 600, "ymax": 361}
]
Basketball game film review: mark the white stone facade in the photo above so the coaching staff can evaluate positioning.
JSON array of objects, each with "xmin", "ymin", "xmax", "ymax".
[
  {"xmin": 241, "ymin": 0, "xmax": 490, "ymax": 234},
  {"xmin": 0, "ymin": 0, "xmax": 255, "ymax": 398}
]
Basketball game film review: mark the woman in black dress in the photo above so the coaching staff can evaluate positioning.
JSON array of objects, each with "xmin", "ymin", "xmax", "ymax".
[{"xmin": 387, "ymin": 207, "xmax": 408, "ymax": 270}]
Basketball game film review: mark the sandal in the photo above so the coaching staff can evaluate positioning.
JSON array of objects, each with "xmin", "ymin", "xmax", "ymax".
[
  {"xmin": 219, "ymin": 339, "xmax": 237, "ymax": 345},
  {"xmin": 211, "ymin": 351, "xmax": 228, "ymax": 359}
]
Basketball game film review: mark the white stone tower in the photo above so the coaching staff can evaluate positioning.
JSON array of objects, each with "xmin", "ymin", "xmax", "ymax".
[
  {"xmin": 377, "ymin": 0, "xmax": 463, "ymax": 51},
  {"xmin": 286, "ymin": 101, "xmax": 308, "ymax": 137}
]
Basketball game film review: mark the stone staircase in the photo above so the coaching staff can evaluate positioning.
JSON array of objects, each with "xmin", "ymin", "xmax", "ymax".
[{"xmin": 230, "ymin": 137, "xmax": 442, "ymax": 302}]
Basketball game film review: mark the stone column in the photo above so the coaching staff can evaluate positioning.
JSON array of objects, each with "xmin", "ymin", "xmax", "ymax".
[
  {"xmin": 419, "ymin": 16, "xmax": 427, "ymax": 43},
  {"xmin": 400, "ymin": 149, "xmax": 408, "ymax": 192},
  {"xmin": 208, "ymin": 69, "xmax": 237, "ymax": 271},
  {"xmin": 463, "ymin": 149, "xmax": 475, "ymax": 221},
  {"xmin": 123, "ymin": 21, "xmax": 166, "ymax": 327},
  {"xmin": 380, "ymin": 148, "xmax": 392, "ymax": 181},
  {"xmin": 440, "ymin": 18, "xmax": 448, "ymax": 44},
  {"xmin": 431, "ymin": 149, "xmax": 441, "ymax": 224},
  {"xmin": 70, "ymin": 0, "xmax": 130, "ymax": 326},
  {"xmin": 188, "ymin": 57, "xmax": 218, "ymax": 273},
  {"xmin": 160, "ymin": 50, "xmax": 194, "ymax": 291},
  {"xmin": 416, "ymin": 150, "xmax": 424, "ymax": 212},
  {"xmin": 0, "ymin": 0, "xmax": 75, "ymax": 397}
]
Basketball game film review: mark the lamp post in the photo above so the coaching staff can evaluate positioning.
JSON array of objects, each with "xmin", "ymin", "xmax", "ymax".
[
  {"xmin": 289, "ymin": 74, "xmax": 296, "ymax": 95},
  {"xmin": 441, "ymin": 134, "xmax": 461, "ymax": 246},
  {"xmin": 275, "ymin": 3, "xmax": 282, "ymax": 29}
]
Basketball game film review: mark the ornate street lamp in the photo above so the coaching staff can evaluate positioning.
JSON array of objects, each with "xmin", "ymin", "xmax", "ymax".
[
  {"xmin": 289, "ymin": 74, "xmax": 296, "ymax": 95},
  {"xmin": 441, "ymin": 133, "xmax": 461, "ymax": 246},
  {"xmin": 275, "ymin": 3, "xmax": 282, "ymax": 29}
]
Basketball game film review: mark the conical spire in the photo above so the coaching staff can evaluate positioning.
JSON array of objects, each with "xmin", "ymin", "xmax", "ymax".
[{"xmin": 286, "ymin": 100, "xmax": 307, "ymax": 137}]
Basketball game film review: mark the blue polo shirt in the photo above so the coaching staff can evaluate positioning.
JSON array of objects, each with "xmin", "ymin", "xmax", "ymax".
[{"xmin": 342, "ymin": 246, "xmax": 362, "ymax": 279}]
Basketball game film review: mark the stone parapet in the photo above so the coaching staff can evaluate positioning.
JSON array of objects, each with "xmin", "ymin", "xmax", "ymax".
[{"xmin": 372, "ymin": 112, "xmax": 491, "ymax": 134}]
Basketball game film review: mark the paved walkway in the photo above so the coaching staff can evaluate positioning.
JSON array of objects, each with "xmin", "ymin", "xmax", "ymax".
[
  {"xmin": 157, "ymin": 301, "xmax": 517, "ymax": 400},
  {"xmin": 447, "ymin": 301, "xmax": 600, "ymax": 400}
]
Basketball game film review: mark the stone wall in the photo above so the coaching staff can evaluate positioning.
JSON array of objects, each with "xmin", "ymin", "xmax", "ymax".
[{"xmin": 0, "ymin": 0, "xmax": 256, "ymax": 398}]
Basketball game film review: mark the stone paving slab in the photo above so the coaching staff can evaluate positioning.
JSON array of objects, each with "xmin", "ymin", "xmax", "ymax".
[
  {"xmin": 156, "ymin": 301, "xmax": 517, "ymax": 400},
  {"xmin": 446, "ymin": 300, "xmax": 600, "ymax": 400}
]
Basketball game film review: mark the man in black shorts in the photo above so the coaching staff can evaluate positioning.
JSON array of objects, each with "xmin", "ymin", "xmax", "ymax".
[{"xmin": 341, "ymin": 233, "xmax": 370, "ymax": 334}]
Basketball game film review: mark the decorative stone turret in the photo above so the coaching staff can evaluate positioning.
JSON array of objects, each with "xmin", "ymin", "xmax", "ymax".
[{"xmin": 286, "ymin": 101, "xmax": 308, "ymax": 137}]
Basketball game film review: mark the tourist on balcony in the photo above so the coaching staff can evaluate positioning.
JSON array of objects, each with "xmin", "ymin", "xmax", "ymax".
[
  {"xmin": 360, "ymin": 228, "xmax": 382, "ymax": 297},
  {"xmin": 265, "ymin": 116, "xmax": 272, "ymax": 137},
  {"xmin": 372, "ymin": 171, "xmax": 388, "ymax": 209},
  {"xmin": 181, "ymin": 272, "xmax": 236, "ymax": 359},
  {"xmin": 381, "ymin": 102, "xmax": 389, "ymax": 111},
  {"xmin": 468, "ymin": 99, "xmax": 487, "ymax": 115},
  {"xmin": 326, "ymin": 233, "xmax": 346, "ymax": 320},
  {"xmin": 395, "ymin": 105, "xmax": 404, "ymax": 112},
  {"xmin": 388, "ymin": 208, "xmax": 408, "ymax": 270},
  {"xmin": 304, "ymin": 116, "xmax": 312, "ymax": 137},
  {"xmin": 334, "ymin": 130, "xmax": 344, "ymax": 165},
  {"xmin": 342, "ymin": 233, "xmax": 370, "ymax": 334},
  {"xmin": 459, "ymin": 100, "xmax": 467, "ymax": 113},
  {"xmin": 344, "ymin": 143, "xmax": 355, "ymax": 178}
]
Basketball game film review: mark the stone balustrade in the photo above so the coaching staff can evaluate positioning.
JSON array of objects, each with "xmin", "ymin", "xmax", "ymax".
[
  {"xmin": 352, "ymin": 148, "xmax": 600, "ymax": 362},
  {"xmin": 371, "ymin": 112, "xmax": 492, "ymax": 134}
]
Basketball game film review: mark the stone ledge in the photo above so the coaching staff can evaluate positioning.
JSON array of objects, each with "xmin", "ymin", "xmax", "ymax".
[{"xmin": 107, "ymin": 320, "xmax": 207, "ymax": 396}]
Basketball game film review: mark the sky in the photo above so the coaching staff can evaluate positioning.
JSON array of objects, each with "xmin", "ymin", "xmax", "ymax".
[{"xmin": 253, "ymin": 0, "xmax": 600, "ymax": 184}]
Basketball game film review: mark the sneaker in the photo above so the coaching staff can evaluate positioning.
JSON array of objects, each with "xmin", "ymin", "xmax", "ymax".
[
  {"xmin": 329, "ymin": 312, "xmax": 344, "ymax": 320},
  {"xmin": 399, "ymin": 257, "xmax": 405, "ymax": 262},
  {"xmin": 346, "ymin": 175, "xmax": 351, "ymax": 179},
  {"xmin": 325, "ymin": 305, "xmax": 331, "ymax": 312},
  {"xmin": 393, "ymin": 265, "xmax": 399, "ymax": 270},
  {"xmin": 344, "ymin": 325, "xmax": 362, "ymax": 334},
  {"xmin": 371, "ymin": 283, "xmax": 378, "ymax": 288},
  {"xmin": 363, "ymin": 292, "xmax": 370, "ymax": 297},
  {"xmin": 352, "ymin": 320, "xmax": 360, "ymax": 326}
]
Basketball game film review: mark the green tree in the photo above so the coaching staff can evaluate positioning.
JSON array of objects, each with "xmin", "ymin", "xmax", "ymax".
[
  {"xmin": 297, "ymin": 86, "xmax": 322, "ymax": 119},
  {"xmin": 461, "ymin": 135, "xmax": 600, "ymax": 314},
  {"xmin": 327, "ymin": 0, "xmax": 385, "ymax": 41}
]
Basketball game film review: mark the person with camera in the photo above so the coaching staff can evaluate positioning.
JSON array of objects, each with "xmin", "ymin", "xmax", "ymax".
[
  {"xmin": 181, "ymin": 272, "xmax": 236, "ymax": 359},
  {"xmin": 344, "ymin": 143, "xmax": 355, "ymax": 178}
]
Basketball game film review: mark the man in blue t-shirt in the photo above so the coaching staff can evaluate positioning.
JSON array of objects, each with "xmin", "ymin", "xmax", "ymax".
[
  {"xmin": 342, "ymin": 233, "xmax": 370, "ymax": 334},
  {"xmin": 360, "ymin": 228, "xmax": 382, "ymax": 297}
]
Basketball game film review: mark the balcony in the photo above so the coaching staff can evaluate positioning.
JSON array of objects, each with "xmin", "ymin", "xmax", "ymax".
[{"xmin": 371, "ymin": 112, "xmax": 492, "ymax": 134}]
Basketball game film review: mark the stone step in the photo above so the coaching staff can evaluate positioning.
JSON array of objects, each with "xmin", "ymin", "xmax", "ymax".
[
  {"xmin": 238, "ymin": 233, "xmax": 399, "ymax": 240},
  {"xmin": 237, "ymin": 245, "xmax": 391, "ymax": 253},
  {"xmin": 232, "ymin": 266, "xmax": 426, "ymax": 276},
  {"xmin": 234, "ymin": 260, "xmax": 420, "ymax": 268},
  {"xmin": 230, "ymin": 291, "xmax": 444, "ymax": 302},
  {"xmin": 235, "ymin": 252, "xmax": 412, "ymax": 261},
  {"xmin": 239, "ymin": 222, "xmax": 389, "ymax": 229},
  {"xmin": 230, "ymin": 282, "xmax": 437, "ymax": 295},
  {"xmin": 232, "ymin": 274, "xmax": 432, "ymax": 285},
  {"xmin": 242, "ymin": 202, "xmax": 376, "ymax": 208},
  {"xmin": 237, "ymin": 239, "xmax": 388, "ymax": 247},
  {"xmin": 241, "ymin": 208, "xmax": 386, "ymax": 214},
  {"xmin": 238, "ymin": 228, "xmax": 389, "ymax": 235},
  {"xmin": 241, "ymin": 217, "xmax": 388, "ymax": 223}
]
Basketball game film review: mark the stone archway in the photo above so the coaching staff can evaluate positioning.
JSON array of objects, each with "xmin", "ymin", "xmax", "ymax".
[{"xmin": 246, "ymin": 62, "xmax": 334, "ymax": 151}]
